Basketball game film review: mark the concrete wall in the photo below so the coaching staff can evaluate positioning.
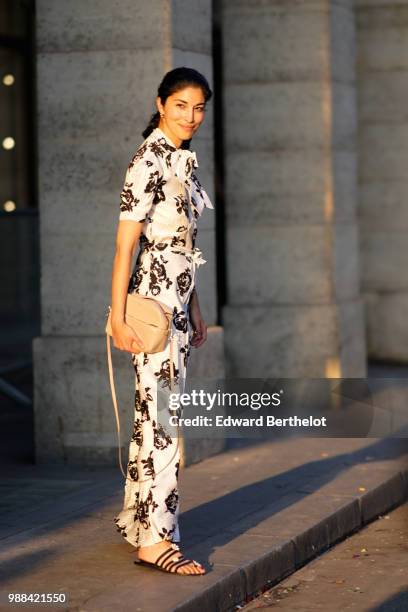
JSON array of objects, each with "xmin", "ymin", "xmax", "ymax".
[
  {"xmin": 356, "ymin": 0, "xmax": 408, "ymax": 362},
  {"xmin": 221, "ymin": 0, "xmax": 367, "ymax": 378},
  {"xmin": 33, "ymin": 0, "xmax": 224, "ymax": 467}
]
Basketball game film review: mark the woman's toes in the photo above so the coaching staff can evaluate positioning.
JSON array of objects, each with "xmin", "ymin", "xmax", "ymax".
[{"xmin": 184, "ymin": 562, "xmax": 195, "ymax": 575}]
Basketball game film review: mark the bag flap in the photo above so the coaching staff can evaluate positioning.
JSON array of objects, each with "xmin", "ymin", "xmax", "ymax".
[{"xmin": 126, "ymin": 293, "xmax": 172, "ymax": 329}]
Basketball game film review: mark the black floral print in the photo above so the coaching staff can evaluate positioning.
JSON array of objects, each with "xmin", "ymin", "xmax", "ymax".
[
  {"xmin": 174, "ymin": 194, "xmax": 189, "ymax": 216},
  {"xmin": 149, "ymin": 254, "xmax": 173, "ymax": 296},
  {"xmin": 128, "ymin": 267, "xmax": 145, "ymax": 294},
  {"xmin": 152, "ymin": 419, "xmax": 173, "ymax": 450},
  {"xmin": 190, "ymin": 195, "xmax": 200, "ymax": 219},
  {"xmin": 152, "ymin": 174, "xmax": 167, "ymax": 205},
  {"xmin": 173, "ymin": 307, "xmax": 188, "ymax": 333},
  {"xmin": 114, "ymin": 516, "xmax": 128, "ymax": 538},
  {"xmin": 135, "ymin": 383, "xmax": 152, "ymax": 421},
  {"xmin": 129, "ymin": 142, "xmax": 148, "ymax": 166},
  {"xmin": 152, "ymin": 241, "xmax": 169, "ymax": 252},
  {"xmin": 141, "ymin": 450, "xmax": 155, "ymax": 478},
  {"xmin": 135, "ymin": 489, "xmax": 158, "ymax": 530},
  {"xmin": 186, "ymin": 156, "xmax": 196, "ymax": 178},
  {"xmin": 180, "ymin": 343, "xmax": 191, "ymax": 369},
  {"xmin": 158, "ymin": 523, "xmax": 177, "ymax": 540},
  {"xmin": 120, "ymin": 183, "xmax": 140, "ymax": 213},
  {"xmin": 114, "ymin": 126, "xmax": 213, "ymax": 549},
  {"xmin": 165, "ymin": 488, "xmax": 179, "ymax": 514},
  {"xmin": 149, "ymin": 137, "xmax": 176, "ymax": 158},
  {"xmin": 171, "ymin": 234, "xmax": 186, "ymax": 248},
  {"xmin": 154, "ymin": 358, "xmax": 180, "ymax": 390},
  {"xmin": 176, "ymin": 268, "xmax": 192, "ymax": 298},
  {"xmin": 131, "ymin": 418, "xmax": 143, "ymax": 446},
  {"xmin": 119, "ymin": 155, "xmax": 167, "ymax": 217},
  {"xmin": 127, "ymin": 459, "xmax": 139, "ymax": 481}
]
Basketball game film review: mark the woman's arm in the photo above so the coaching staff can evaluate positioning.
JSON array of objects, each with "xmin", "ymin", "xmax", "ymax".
[
  {"xmin": 189, "ymin": 288, "xmax": 207, "ymax": 348},
  {"xmin": 110, "ymin": 220, "xmax": 145, "ymax": 353}
]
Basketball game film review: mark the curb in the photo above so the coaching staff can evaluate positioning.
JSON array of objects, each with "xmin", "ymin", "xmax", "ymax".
[{"xmin": 174, "ymin": 467, "xmax": 408, "ymax": 612}]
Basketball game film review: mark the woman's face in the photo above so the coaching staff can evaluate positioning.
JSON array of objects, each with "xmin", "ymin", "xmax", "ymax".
[{"xmin": 157, "ymin": 86, "xmax": 206, "ymax": 147}]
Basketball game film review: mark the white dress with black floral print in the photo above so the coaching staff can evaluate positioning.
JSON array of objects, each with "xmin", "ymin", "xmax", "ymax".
[{"xmin": 113, "ymin": 127, "xmax": 213, "ymax": 549}]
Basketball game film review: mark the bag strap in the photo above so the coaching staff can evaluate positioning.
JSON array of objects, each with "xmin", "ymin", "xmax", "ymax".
[{"xmin": 106, "ymin": 330, "xmax": 180, "ymax": 482}]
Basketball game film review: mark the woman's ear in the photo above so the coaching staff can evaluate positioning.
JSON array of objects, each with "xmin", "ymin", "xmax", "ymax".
[{"xmin": 156, "ymin": 96, "xmax": 163, "ymax": 115}]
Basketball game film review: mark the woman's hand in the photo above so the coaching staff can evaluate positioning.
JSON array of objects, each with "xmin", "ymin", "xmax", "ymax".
[
  {"xmin": 189, "ymin": 292, "xmax": 207, "ymax": 348},
  {"xmin": 112, "ymin": 321, "xmax": 144, "ymax": 354}
]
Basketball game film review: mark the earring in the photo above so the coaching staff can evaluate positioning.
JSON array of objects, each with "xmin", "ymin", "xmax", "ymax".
[{"xmin": 160, "ymin": 113, "xmax": 164, "ymax": 118}]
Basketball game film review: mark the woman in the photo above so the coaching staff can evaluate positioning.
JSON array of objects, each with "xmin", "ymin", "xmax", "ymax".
[{"xmin": 111, "ymin": 67, "xmax": 213, "ymax": 576}]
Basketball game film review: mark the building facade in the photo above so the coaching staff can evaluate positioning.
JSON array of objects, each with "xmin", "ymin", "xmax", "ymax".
[{"xmin": 25, "ymin": 0, "xmax": 408, "ymax": 465}]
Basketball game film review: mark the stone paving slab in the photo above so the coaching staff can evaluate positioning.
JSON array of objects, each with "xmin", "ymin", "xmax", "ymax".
[{"xmin": 0, "ymin": 437, "xmax": 407, "ymax": 612}]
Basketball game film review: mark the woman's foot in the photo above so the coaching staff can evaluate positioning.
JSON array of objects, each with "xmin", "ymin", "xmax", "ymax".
[{"xmin": 137, "ymin": 540, "xmax": 205, "ymax": 575}]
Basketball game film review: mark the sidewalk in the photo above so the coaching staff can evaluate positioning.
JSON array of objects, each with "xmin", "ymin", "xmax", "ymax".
[
  {"xmin": 242, "ymin": 499, "xmax": 408, "ymax": 611},
  {"xmin": 0, "ymin": 435, "xmax": 407, "ymax": 612}
]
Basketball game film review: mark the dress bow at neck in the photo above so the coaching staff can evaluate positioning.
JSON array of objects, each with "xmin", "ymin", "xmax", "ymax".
[
  {"xmin": 152, "ymin": 127, "xmax": 214, "ymax": 217},
  {"xmin": 170, "ymin": 147, "xmax": 214, "ymax": 218}
]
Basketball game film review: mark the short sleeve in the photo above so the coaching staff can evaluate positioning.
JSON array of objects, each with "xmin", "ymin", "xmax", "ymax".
[{"xmin": 118, "ymin": 149, "xmax": 161, "ymax": 222}]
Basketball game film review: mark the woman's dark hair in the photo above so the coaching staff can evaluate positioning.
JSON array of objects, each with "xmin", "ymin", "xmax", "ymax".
[{"xmin": 142, "ymin": 67, "xmax": 212, "ymax": 149}]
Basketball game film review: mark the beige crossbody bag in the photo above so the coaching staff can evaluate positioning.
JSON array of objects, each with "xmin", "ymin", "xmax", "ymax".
[{"xmin": 105, "ymin": 292, "xmax": 180, "ymax": 481}]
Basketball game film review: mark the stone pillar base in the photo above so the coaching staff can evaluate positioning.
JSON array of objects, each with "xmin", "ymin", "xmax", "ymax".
[
  {"xmin": 32, "ymin": 326, "xmax": 225, "ymax": 468},
  {"xmin": 223, "ymin": 301, "xmax": 367, "ymax": 378}
]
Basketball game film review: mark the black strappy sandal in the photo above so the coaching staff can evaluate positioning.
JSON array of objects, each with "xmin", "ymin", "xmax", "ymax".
[{"xmin": 134, "ymin": 543, "xmax": 205, "ymax": 576}]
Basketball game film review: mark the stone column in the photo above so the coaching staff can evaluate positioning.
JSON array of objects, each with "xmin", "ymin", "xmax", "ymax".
[
  {"xmin": 356, "ymin": 0, "xmax": 408, "ymax": 362},
  {"xmin": 222, "ymin": 0, "xmax": 366, "ymax": 378},
  {"xmin": 33, "ymin": 0, "xmax": 223, "ymax": 466}
]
